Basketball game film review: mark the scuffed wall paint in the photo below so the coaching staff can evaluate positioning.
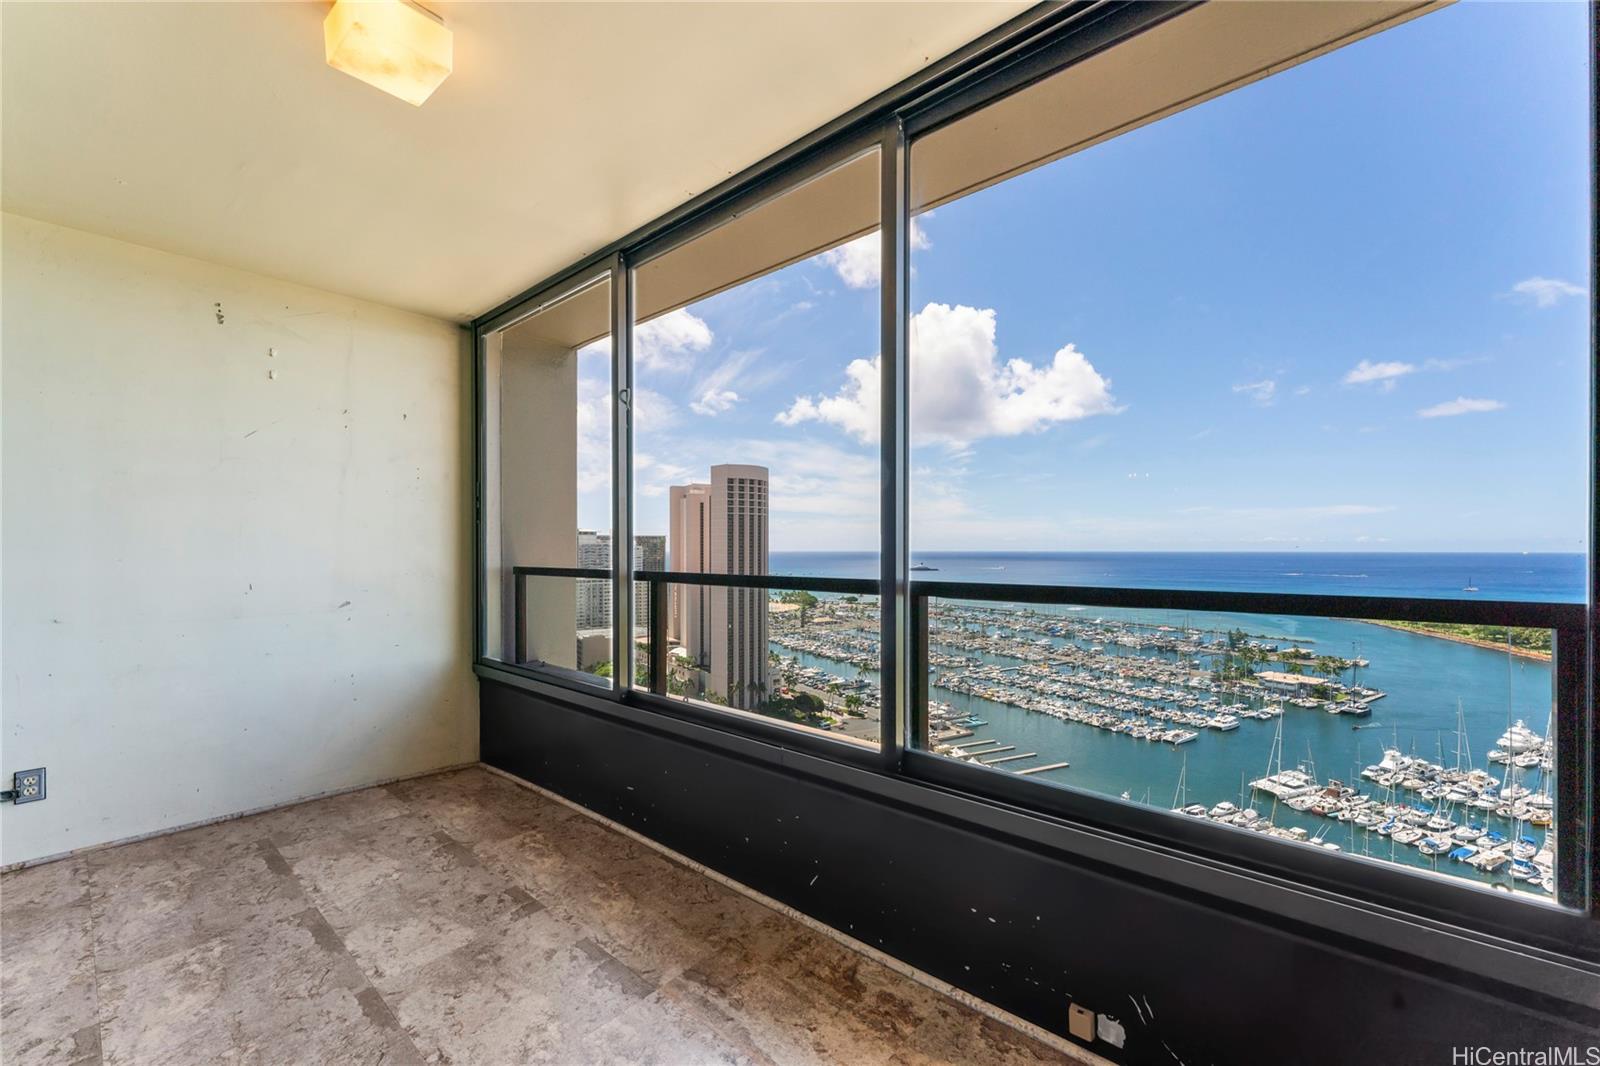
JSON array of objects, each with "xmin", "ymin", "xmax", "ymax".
[{"xmin": 0, "ymin": 212, "xmax": 477, "ymax": 865}]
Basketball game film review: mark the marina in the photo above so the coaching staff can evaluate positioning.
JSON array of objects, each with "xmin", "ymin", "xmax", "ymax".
[{"xmin": 760, "ymin": 554, "xmax": 1565, "ymax": 898}]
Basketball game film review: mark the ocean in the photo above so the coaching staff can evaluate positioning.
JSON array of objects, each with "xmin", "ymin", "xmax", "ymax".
[
  {"xmin": 769, "ymin": 550, "xmax": 1587, "ymax": 602},
  {"xmin": 765, "ymin": 551, "xmax": 1587, "ymax": 886}
]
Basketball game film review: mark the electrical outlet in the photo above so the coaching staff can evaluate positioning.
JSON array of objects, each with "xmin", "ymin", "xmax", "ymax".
[
  {"xmin": 1067, "ymin": 1003, "xmax": 1095, "ymax": 1042},
  {"xmin": 13, "ymin": 768, "xmax": 46, "ymax": 804}
]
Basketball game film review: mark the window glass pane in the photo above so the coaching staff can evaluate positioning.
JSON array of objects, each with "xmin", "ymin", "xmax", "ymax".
[
  {"xmin": 902, "ymin": 2, "xmax": 1588, "ymax": 897},
  {"xmin": 482, "ymin": 275, "xmax": 615, "ymax": 688},
  {"xmin": 631, "ymin": 149, "xmax": 882, "ymax": 746}
]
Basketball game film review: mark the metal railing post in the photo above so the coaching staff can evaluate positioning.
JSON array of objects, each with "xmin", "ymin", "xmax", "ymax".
[
  {"xmin": 910, "ymin": 590, "xmax": 929, "ymax": 750},
  {"xmin": 513, "ymin": 570, "xmax": 526, "ymax": 665},
  {"xmin": 649, "ymin": 575, "xmax": 668, "ymax": 695},
  {"xmin": 1552, "ymin": 626, "xmax": 1591, "ymax": 911}
]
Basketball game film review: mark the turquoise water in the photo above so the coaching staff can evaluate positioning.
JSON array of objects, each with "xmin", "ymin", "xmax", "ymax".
[{"xmin": 767, "ymin": 551, "xmax": 1586, "ymax": 885}]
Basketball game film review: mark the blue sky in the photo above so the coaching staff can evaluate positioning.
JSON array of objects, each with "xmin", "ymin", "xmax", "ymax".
[{"xmin": 583, "ymin": 2, "xmax": 1590, "ymax": 554}]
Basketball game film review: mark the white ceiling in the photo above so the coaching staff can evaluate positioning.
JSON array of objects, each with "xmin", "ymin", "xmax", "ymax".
[{"xmin": 0, "ymin": 1, "xmax": 1027, "ymax": 323}]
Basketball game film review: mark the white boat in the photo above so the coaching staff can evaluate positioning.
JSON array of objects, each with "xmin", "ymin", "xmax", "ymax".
[
  {"xmin": 1496, "ymin": 720, "xmax": 1543, "ymax": 754},
  {"xmin": 1251, "ymin": 769, "xmax": 1316, "ymax": 800}
]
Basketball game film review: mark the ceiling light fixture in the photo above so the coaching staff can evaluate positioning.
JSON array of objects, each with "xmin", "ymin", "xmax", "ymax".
[{"xmin": 324, "ymin": 0, "xmax": 452, "ymax": 107}]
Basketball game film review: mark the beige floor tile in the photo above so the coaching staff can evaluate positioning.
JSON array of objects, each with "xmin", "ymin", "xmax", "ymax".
[
  {"xmin": 387, "ymin": 916, "xmax": 655, "ymax": 1065},
  {"xmin": 2, "ymin": 769, "xmax": 1081, "ymax": 1066},
  {"xmin": 1, "ymin": 860, "xmax": 100, "ymax": 1065},
  {"xmin": 87, "ymin": 842, "xmax": 306, "ymax": 974},
  {"xmin": 96, "ymin": 907, "xmax": 418, "ymax": 1066}
]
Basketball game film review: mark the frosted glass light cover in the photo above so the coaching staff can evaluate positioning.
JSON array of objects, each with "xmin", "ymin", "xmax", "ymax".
[{"xmin": 325, "ymin": 0, "xmax": 452, "ymax": 107}]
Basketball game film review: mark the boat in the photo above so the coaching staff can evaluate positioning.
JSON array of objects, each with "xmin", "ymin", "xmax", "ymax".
[
  {"xmin": 1496, "ymin": 720, "xmax": 1543, "ymax": 754},
  {"xmin": 1462, "ymin": 577, "xmax": 1479, "ymax": 593},
  {"xmin": 1447, "ymin": 846, "xmax": 1477, "ymax": 862},
  {"xmin": 910, "ymin": 564, "xmax": 939, "ymax": 572},
  {"xmin": 1418, "ymin": 837, "xmax": 1453, "ymax": 857}
]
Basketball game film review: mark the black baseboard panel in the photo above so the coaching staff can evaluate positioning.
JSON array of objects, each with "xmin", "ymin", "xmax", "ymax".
[{"xmin": 481, "ymin": 679, "xmax": 1599, "ymax": 1065}]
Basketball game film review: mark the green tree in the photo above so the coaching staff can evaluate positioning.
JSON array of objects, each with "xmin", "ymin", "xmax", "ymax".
[{"xmin": 782, "ymin": 589, "xmax": 820, "ymax": 627}]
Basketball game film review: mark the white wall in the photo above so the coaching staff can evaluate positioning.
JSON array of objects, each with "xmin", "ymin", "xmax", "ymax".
[{"xmin": 0, "ymin": 213, "xmax": 477, "ymax": 866}]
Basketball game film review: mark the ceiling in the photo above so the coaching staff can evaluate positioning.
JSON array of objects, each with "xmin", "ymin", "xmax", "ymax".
[{"xmin": 0, "ymin": 1, "xmax": 1027, "ymax": 323}]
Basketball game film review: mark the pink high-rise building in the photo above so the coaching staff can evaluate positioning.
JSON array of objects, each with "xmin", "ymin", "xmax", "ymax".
[{"xmin": 668, "ymin": 465, "xmax": 769, "ymax": 709}]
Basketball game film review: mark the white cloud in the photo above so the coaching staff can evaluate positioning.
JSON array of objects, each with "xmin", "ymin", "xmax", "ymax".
[
  {"xmin": 688, "ymin": 349, "xmax": 765, "ymax": 417},
  {"xmin": 1343, "ymin": 360, "xmax": 1416, "ymax": 390},
  {"xmin": 574, "ymin": 378, "xmax": 612, "ymax": 495},
  {"xmin": 1232, "ymin": 379, "xmax": 1277, "ymax": 406},
  {"xmin": 691, "ymin": 389, "xmax": 740, "ymax": 416},
  {"xmin": 1506, "ymin": 276, "xmax": 1586, "ymax": 309},
  {"xmin": 818, "ymin": 220, "xmax": 932, "ymax": 290},
  {"xmin": 1417, "ymin": 396, "xmax": 1506, "ymax": 418},
  {"xmin": 635, "ymin": 308, "xmax": 713, "ymax": 372},
  {"xmin": 778, "ymin": 303, "xmax": 1120, "ymax": 447}
]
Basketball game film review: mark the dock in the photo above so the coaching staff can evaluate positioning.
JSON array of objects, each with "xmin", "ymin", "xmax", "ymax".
[
  {"xmin": 981, "ymin": 752, "xmax": 1037, "ymax": 765},
  {"xmin": 1015, "ymin": 762, "xmax": 1070, "ymax": 776},
  {"xmin": 966, "ymin": 744, "xmax": 1015, "ymax": 757}
]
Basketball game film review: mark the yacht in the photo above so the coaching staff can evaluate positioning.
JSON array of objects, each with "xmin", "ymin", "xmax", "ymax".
[
  {"xmin": 1251, "ymin": 769, "xmax": 1316, "ymax": 801},
  {"xmin": 1496, "ymin": 720, "xmax": 1543, "ymax": 754}
]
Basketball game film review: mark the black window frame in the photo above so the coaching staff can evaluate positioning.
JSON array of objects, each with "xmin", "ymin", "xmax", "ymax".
[{"xmin": 472, "ymin": 0, "xmax": 1600, "ymax": 1002}]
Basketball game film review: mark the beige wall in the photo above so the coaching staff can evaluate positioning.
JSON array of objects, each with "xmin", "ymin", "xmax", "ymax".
[
  {"xmin": 0, "ymin": 213, "xmax": 478, "ymax": 866},
  {"xmin": 487, "ymin": 329, "xmax": 579, "ymax": 669}
]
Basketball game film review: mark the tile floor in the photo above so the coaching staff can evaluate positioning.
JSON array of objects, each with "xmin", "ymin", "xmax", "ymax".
[{"xmin": 1, "ymin": 767, "xmax": 1080, "ymax": 1065}]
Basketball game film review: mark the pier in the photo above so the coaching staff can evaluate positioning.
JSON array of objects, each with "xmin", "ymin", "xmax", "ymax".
[
  {"xmin": 1016, "ymin": 762, "xmax": 1070, "ymax": 776},
  {"xmin": 981, "ymin": 751, "xmax": 1037, "ymax": 765}
]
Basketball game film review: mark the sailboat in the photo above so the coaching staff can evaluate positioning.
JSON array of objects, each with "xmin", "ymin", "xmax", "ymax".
[{"xmin": 1462, "ymin": 576, "xmax": 1479, "ymax": 593}]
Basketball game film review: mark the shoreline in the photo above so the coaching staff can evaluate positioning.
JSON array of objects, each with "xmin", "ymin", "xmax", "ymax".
[{"xmin": 1360, "ymin": 620, "xmax": 1551, "ymax": 662}]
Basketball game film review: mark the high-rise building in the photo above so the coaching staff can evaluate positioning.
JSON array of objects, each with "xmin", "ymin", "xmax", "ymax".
[
  {"xmin": 669, "ymin": 465, "xmax": 769, "ymax": 710},
  {"xmin": 576, "ymin": 529, "xmax": 611, "ymax": 630},
  {"xmin": 577, "ymin": 531, "xmax": 668, "ymax": 632},
  {"xmin": 634, "ymin": 534, "xmax": 666, "ymax": 629}
]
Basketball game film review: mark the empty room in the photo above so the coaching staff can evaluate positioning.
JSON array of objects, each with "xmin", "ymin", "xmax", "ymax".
[{"xmin": 2, "ymin": 2, "xmax": 1596, "ymax": 1063}]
